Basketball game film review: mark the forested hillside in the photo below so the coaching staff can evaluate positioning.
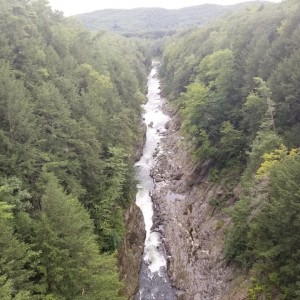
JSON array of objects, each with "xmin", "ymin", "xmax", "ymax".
[
  {"xmin": 0, "ymin": 0, "xmax": 150, "ymax": 299},
  {"xmin": 76, "ymin": 4, "xmax": 250, "ymax": 39},
  {"xmin": 160, "ymin": 0, "xmax": 300, "ymax": 298},
  {"xmin": 2, "ymin": 0, "xmax": 300, "ymax": 299}
]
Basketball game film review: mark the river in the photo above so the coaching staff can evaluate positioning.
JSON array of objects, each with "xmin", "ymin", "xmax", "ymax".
[{"xmin": 134, "ymin": 63, "xmax": 176, "ymax": 300}]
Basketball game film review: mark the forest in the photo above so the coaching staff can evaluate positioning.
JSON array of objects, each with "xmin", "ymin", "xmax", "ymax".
[
  {"xmin": 76, "ymin": 4, "xmax": 240, "ymax": 39},
  {"xmin": 160, "ymin": 0, "xmax": 300, "ymax": 298},
  {"xmin": 0, "ymin": 0, "xmax": 150, "ymax": 299},
  {"xmin": 1, "ymin": 0, "xmax": 300, "ymax": 299}
]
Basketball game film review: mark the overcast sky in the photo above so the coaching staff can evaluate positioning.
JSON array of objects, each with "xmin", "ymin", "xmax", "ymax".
[{"xmin": 47, "ymin": 0, "xmax": 282, "ymax": 16}]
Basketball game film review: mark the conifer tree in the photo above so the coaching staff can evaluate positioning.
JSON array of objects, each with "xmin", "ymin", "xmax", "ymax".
[
  {"xmin": 0, "ymin": 201, "xmax": 33, "ymax": 299},
  {"xmin": 33, "ymin": 173, "xmax": 124, "ymax": 300}
]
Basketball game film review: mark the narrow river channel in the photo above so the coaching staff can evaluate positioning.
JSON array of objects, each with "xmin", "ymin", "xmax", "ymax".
[{"xmin": 135, "ymin": 63, "xmax": 176, "ymax": 300}]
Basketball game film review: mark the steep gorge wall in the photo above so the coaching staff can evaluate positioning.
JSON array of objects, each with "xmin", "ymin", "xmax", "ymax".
[
  {"xmin": 119, "ymin": 202, "xmax": 146, "ymax": 299},
  {"xmin": 119, "ymin": 102, "xmax": 249, "ymax": 300},
  {"xmin": 118, "ymin": 122, "xmax": 147, "ymax": 299},
  {"xmin": 150, "ymin": 103, "xmax": 249, "ymax": 300}
]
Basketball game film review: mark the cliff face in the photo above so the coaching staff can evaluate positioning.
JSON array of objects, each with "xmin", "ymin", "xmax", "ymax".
[
  {"xmin": 119, "ymin": 102, "xmax": 250, "ymax": 299},
  {"xmin": 118, "ymin": 202, "xmax": 146, "ymax": 299},
  {"xmin": 150, "ymin": 103, "xmax": 248, "ymax": 300},
  {"xmin": 118, "ymin": 123, "xmax": 147, "ymax": 299}
]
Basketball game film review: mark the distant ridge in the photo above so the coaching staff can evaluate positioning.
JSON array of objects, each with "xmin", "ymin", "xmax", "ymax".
[{"xmin": 75, "ymin": 2, "xmax": 267, "ymax": 38}]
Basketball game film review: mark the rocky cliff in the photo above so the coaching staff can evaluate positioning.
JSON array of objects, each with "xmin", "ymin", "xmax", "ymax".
[
  {"xmin": 119, "ymin": 202, "xmax": 146, "ymax": 299},
  {"xmin": 119, "ymin": 101, "xmax": 250, "ymax": 299},
  {"xmin": 150, "ymin": 103, "xmax": 249, "ymax": 300},
  {"xmin": 118, "ymin": 123, "xmax": 147, "ymax": 299}
]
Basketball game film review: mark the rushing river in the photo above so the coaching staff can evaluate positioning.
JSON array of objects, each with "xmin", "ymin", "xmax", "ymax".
[{"xmin": 135, "ymin": 63, "xmax": 176, "ymax": 300}]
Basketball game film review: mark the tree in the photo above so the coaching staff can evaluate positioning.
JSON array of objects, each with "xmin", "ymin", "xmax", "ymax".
[
  {"xmin": 249, "ymin": 152, "xmax": 300, "ymax": 299},
  {"xmin": 269, "ymin": 49, "xmax": 300, "ymax": 132},
  {"xmin": 217, "ymin": 121, "xmax": 245, "ymax": 165},
  {"xmin": 0, "ymin": 62, "xmax": 36, "ymax": 144},
  {"xmin": 96, "ymin": 147, "xmax": 128, "ymax": 251},
  {"xmin": 0, "ymin": 1, "xmax": 150, "ymax": 298},
  {"xmin": 0, "ymin": 177, "xmax": 31, "ymax": 212},
  {"xmin": 245, "ymin": 130, "xmax": 282, "ymax": 178},
  {"xmin": 180, "ymin": 82, "xmax": 217, "ymax": 160},
  {"xmin": 0, "ymin": 201, "xmax": 34, "ymax": 298},
  {"xmin": 0, "ymin": 201, "xmax": 13, "ymax": 220},
  {"xmin": 33, "ymin": 173, "xmax": 124, "ymax": 299}
]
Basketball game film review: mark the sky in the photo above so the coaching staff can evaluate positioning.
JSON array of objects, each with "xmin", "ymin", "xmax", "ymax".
[{"xmin": 47, "ymin": 0, "xmax": 282, "ymax": 16}]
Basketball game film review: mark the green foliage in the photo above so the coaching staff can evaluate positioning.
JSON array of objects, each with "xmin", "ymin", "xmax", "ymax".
[
  {"xmin": 0, "ymin": 0, "xmax": 150, "ymax": 298},
  {"xmin": 161, "ymin": 0, "xmax": 300, "ymax": 164},
  {"xmin": 32, "ymin": 173, "xmax": 125, "ymax": 299},
  {"xmin": 243, "ymin": 77, "xmax": 275, "ymax": 138},
  {"xmin": 226, "ymin": 151, "xmax": 300, "ymax": 299},
  {"xmin": 224, "ymin": 195, "xmax": 252, "ymax": 267},
  {"xmin": 0, "ymin": 201, "xmax": 13, "ymax": 219},
  {"xmin": 0, "ymin": 216, "xmax": 35, "ymax": 299},
  {"xmin": 245, "ymin": 130, "xmax": 283, "ymax": 178},
  {"xmin": 247, "ymin": 283, "xmax": 271, "ymax": 300},
  {"xmin": 97, "ymin": 147, "xmax": 128, "ymax": 250},
  {"xmin": 160, "ymin": 1, "xmax": 300, "ymax": 298},
  {"xmin": 252, "ymin": 78, "xmax": 276, "ymax": 132},
  {"xmin": 178, "ymin": 50, "xmax": 246, "ymax": 169},
  {"xmin": 0, "ymin": 177, "xmax": 31, "ymax": 211},
  {"xmin": 255, "ymin": 145, "xmax": 297, "ymax": 178},
  {"xmin": 249, "ymin": 153, "xmax": 300, "ymax": 299},
  {"xmin": 180, "ymin": 83, "xmax": 217, "ymax": 160},
  {"xmin": 0, "ymin": 276, "xmax": 13, "ymax": 300},
  {"xmin": 76, "ymin": 5, "xmax": 243, "ymax": 38},
  {"xmin": 218, "ymin": 121, "xmax": 245, "ymax": 164}
]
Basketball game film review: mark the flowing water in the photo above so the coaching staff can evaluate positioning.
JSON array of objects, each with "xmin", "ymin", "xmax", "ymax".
[{"xmin": 135, "ymin": 63, "xmax": 176, "ymax": 300}]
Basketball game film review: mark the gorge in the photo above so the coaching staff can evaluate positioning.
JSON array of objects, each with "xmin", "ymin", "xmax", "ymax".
[
  {"xmin": 126, "ymin": 65, "xmax": 242, "ymax": 300},
  {"xmin": 134, "ymin": 63, "xmax": 176, "ymax": 300},
  {"xmin": 1, "ymin": 1, "xmax": 299, "ymax": 299}
]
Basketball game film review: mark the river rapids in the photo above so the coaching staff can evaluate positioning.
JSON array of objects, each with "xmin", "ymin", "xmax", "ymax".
[{"xmin": 135, "ymin": 63, "xmax": 176, "ymax": 300}]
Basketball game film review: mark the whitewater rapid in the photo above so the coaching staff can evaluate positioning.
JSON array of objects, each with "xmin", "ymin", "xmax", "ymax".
[{"xmin": 135, "ymin": 63, "xmax": 176, "ymax": 300}]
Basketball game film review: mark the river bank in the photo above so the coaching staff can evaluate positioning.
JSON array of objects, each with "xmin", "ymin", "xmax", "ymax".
[
  {"xmin": 150, "ymin": 100, "xmax": 249, "ymax": 300},
  {"xmin": 119, "ymin": 65, "xmax": 248, "ymax": 300},
  {"xmin": 119, "ymin": 64, "xmax": 176, "ymax": 300}
]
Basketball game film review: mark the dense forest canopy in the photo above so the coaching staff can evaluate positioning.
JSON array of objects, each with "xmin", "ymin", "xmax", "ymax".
[
  {"xmin": 75, "ymin": 3, "xmax": 255, "ymax": 39},
  {"xmin": 1, "ymin": 0, "xmax": 300, "ymax": 299},
  {"xmin": 0, "ymin": 0, "xmax": 150, "ymax": 299},
  {"xmin": 160, "ymin": 0, "xmax": 300, "ymax": 298}
]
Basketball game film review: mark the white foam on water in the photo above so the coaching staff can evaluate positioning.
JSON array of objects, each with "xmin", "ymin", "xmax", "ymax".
[
  {"xmin": 144, "ymin": 232, "xmax": 166, "ymax": 273},
  {"xmin": 135, "ymin": 65, "xmax": 169, "ymax": 275}
]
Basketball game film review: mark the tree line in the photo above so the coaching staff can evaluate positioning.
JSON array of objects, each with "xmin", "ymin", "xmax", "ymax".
[{"xmin": 76, "ymin": 5, "xmax": 239, "ymax": 39}]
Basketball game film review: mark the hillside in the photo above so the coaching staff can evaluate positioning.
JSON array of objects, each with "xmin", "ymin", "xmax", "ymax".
[
  {"xmin": 159, "ymin": 0, "xmax": 300, "ymax": 298},
  {"xmin": 1, "ymin": 0, "xmax": 300, "ymax": 299},
  {"xmin": 0, "ymin": 0, "xmax": 150, "ymax": 298},
  {"xmin": 75, "ymin": 3, "xmax": 258, "ymax": 38}
]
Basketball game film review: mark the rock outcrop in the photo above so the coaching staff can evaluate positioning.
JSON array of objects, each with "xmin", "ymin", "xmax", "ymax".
[
  {"xmin": 119, "ymin": 121, "xmax": 147, "ymax": 299},
  {"xmin": 150, "ymin": 102, "xmax": 247, "ymax": 300},
  {"xmin": 120, "ymin": 100, "xmax": 249, "ymax": 300},
  {"xmin": 118, "ymin": 202, "xmax": 146, "ymax": 299}
]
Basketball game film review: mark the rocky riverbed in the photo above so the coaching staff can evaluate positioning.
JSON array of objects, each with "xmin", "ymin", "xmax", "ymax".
[
  {"xmin": 149, "ymin": 102, "xmax": 249, "ymax": 300},
  {"xmin": 119, "ymin": 73, "xmax": 249, "ymax": 300}
]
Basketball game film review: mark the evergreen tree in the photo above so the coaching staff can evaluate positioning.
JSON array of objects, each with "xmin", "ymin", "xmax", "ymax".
[
  {"xmin": 32, "ymin": 173, "xmax": 124, "ymax": 300},
  {"xmin": 249, "ymin": 153, "xmax": 300, "ymax": 299},
  {"xmin": 0, "ymin": 200, "xmax": 34, "ymax": 298}
]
